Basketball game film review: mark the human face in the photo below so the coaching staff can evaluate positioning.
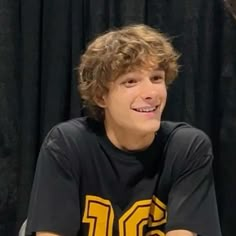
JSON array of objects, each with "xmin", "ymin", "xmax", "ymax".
[{"xmin": 101, "ymin": 68, "xmax": 167, "ymax": 137}]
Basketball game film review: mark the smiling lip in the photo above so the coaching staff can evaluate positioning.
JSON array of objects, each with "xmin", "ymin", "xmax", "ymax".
[{"xmin": 132, "ymin": 106, "xmax": 159, "ymax": 113}]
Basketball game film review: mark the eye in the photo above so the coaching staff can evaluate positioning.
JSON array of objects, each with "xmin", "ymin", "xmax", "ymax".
[
  {"xmin": 122, "ymin": 79, "xmax": 138, "ymax": 87},
  {"xmin": 151, "ymin": 75, "xmax": 164, "ymax": 83}
]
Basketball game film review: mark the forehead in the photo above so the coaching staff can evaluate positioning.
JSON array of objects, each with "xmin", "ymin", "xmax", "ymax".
[
  {"xmin": 119, "ymin": 67, "xmax": 165, "ymax": 77},
  {"xmin": 129, "ymin": 60, "xmax": 163, "ymax": 71}
]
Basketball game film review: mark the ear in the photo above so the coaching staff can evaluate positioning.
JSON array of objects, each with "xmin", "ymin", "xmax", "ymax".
[{"xmin": 93, "ymin": 94, "xmax": 107, "ymax": 108}]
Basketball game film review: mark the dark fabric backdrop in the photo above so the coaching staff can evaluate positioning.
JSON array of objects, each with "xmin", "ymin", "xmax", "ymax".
[
  {"xmin": 0, "ymin": 0, "xmax": 235, "ymax": 235},
  {"xmin": 0, "ymin": 0, "xmax": 19, "ymax": 235}
]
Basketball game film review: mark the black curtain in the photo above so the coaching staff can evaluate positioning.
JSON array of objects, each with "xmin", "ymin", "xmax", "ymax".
[
  {"xmin": 0, "ymin": 0, "xmax": 19, "ymax": 235},
  {"xmin": 0, "ymin": 0, "xmax": 235, "ymax": 235}
]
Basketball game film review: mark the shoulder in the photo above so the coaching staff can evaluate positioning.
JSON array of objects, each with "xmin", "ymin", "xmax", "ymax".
[
  {"xmin": 160, "ymin": 121, "xmax": 214, "ymax": 180},
  {"xmin": 160, "ymin": 121, "xmax": 212, "ymax": 151},
  {"xmin": 37, "ymin": 117, "xmax": 100, "ymax": 174},
  {"xmin": 160, "ymin": 121, "xmax": 213, "ymax": 169},
  {"xmin": 47, "ymin": 116, "xmax": 90, "ymax": 138},
  {"xmin": 43, "ymin": 117, "xmax": 98, "ymax": 154}
]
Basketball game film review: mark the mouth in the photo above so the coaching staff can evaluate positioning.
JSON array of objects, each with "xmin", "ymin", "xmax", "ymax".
[{"xmin": 132, "ymin": 106, "xmax": 159, "ymax": 113}]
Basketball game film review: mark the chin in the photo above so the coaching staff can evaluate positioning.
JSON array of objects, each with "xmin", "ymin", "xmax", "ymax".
[{"xmin": 138, "ymin": 120, "xmax": 161, "ymax": 134}]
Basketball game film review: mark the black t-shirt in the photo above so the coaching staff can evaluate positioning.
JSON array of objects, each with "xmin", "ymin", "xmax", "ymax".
[{"xmin": 26, "ymin": 117, "xmax": 222, "ymax": 236}]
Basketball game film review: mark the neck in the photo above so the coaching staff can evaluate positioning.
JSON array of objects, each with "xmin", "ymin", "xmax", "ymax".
[{"xmin": 104, "ymin": 121, "xmax": 155, "ymax": 152}]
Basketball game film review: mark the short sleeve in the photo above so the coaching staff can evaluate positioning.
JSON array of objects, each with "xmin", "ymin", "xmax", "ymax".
[
  {"xmin": 164, "ymin": 128, "xmax": 222, "ymax": 236},
  {"xmin": 26, "ymin": 127, "xmax": 81, "ymax": 236}
]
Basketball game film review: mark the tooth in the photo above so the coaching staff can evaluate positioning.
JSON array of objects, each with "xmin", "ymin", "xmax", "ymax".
[{"xmin": 134, "ymin": 107, "xmax": 156, "ymax": 112}]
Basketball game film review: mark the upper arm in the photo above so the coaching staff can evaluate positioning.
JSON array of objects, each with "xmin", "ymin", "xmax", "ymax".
[
  {"xmin": 26, "ymin": 127, "xmax": 81, "ymax": 235},
  {"xmin": 164, "ymin": 127, "xmax": 221, "ymax": 236},
  {"xmin": 166, "ymin": 230, "xmax": 196, "ymax": 236}
]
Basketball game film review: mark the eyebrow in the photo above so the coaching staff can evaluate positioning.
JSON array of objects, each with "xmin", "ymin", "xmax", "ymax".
[
  {"xmin": 152, "ymin": 67, "xmax": 165, "ymax": 72},
  {"xmin": 152, "ymin": 69, "xmax": 165, "ymax": 75}
]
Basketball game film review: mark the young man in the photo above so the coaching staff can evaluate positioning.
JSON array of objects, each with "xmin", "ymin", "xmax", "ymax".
[{"xmin": 25, "ymin": 25, "xmax": 222, "ymax": 236}]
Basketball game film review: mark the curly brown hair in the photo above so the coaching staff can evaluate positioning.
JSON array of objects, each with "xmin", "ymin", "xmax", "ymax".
[{"xmin": 78, "ymin": 24, "xmax": 180, "ymax": 121}]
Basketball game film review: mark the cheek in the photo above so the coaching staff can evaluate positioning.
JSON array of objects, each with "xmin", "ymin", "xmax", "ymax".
[
  {"xmin": 159, "ymin": 87, "xmax": 167, "ymax": 108},
  {"xmin": 163, "ymin": 89, "xmax": 167, "ymax": 99},
  {"xmin": 106, "ymin": 92, "xmax": 130, "ymax": 111},
  {"xmin": 158, "ymin": 86, "xmax": 167, "ymax": 99},
  {"xmin": 112, "ymin": 89, "xmax": 135, "ymax": 104}
]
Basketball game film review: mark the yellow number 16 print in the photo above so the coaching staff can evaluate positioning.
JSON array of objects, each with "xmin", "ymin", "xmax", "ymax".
[{"xmin": 82, "ymin": 195, "xmax": 167, "ymax": 236}]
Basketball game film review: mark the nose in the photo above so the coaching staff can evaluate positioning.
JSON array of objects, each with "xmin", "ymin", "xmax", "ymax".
[{"xmin": 140, "ymin": 79, "xmax": 158, "ymax": 100}]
